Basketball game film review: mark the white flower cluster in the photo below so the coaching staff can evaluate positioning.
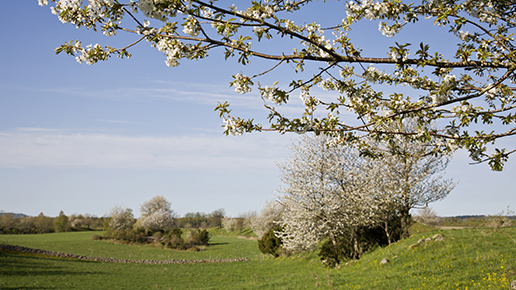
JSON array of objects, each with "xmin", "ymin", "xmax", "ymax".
[
  {"xmin": 378, "ymin": 22, "xmax": 401, "ymax": 37},
  {"xmin": 346, "ymin": 0, "xmax": 391, "ymax": 20},
  {"xmin": 71, "ymin": 41, "xmax": 105, "ymax": 65},
  {"xmin": 299, "ymin": 89, "xmax": 311, "ymax": 106},
  {"xmin": 136, "ymin": 0, "xmax": 177, "ymax": 22},
  {"xmin": 222, "ymin": 117, "xmax": 243, "ymax": 136},
  {"xmin": 442, "ymin": 74, "xmax": 456, "ymax": 88},
  {"xmin": 318, "ymin": 78, "xmax": 336, "ymax": 91},
  {"xmin": 242, "ymin": 4, "xmax": 276, "ymax": 21},
  {"xmin": 155, "ymin": 38, "xmax": 182, "ymax": 67},
  {"xmin": 260, "ymin": 86, "xmax": 283, "ymax": 105},
  {"xmin": 389, "ymin": 49, "xmax": 409, "ymax": 62},
  {"xmin": 363, "ymin": 65, "xmax": 388, "ymax": 83},
  {"xmin": 183, "ymin": 15, "xmax": 200, "ymax": 36},
  {"xmin": 232, "ymin": 73, "xmax": 252, "ymax": 94},
  {"xmin": 50, "ymin": 0, "xmax": 82, "ymax": 24},
  {"xmin": 458, "ymin": 30, "xmax": 470, "ymax": 41},
  {"xmin": 300, "ymin": 23, "xmax": 335, "ymax": 58},
  {"xmin": 140, "ymin": 209, "xmax": 175, "ymax": 232},
  {"xmin": 485, "ymin": 85, "xmax": 499, "ymax": 99},
  {"xmin": 87, "ymin": 0, "xmax": 116, "ymax": 20}
]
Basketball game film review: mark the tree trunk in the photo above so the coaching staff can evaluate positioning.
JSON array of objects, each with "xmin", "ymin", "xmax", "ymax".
[
  {"xmin": 400, "ymin": 209, "xmax": 411, "ymax": 239},
  {"xmin": 384, "ymin": 221, "xmax": 392, "ymax": 245}
]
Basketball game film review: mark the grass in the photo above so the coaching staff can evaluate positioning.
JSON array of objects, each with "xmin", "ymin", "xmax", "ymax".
[{"xmin": 1, "ymin": 227, "xmax": 515, "ymax": 289}]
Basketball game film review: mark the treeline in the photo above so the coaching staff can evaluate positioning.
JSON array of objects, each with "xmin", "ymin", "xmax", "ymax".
[
  {"xmin": 175, "ymin": 209, "xmax": 225, "ymax": 229},
  {"xmin": 437, "ymin": 216, "xmax": 516, "ymax": 227},
  {"xmin": 0, "ymin": 211, "xmax": 105, "ymax": 234}
]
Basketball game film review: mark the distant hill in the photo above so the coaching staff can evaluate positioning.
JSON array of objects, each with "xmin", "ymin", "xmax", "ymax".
[{"xmin": 0, "ymin": 212, "xmax": 29, "ymax": 218}]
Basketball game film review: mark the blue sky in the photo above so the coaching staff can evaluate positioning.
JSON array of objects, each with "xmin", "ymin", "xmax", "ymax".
[{"xmin": 0, "ymin": 1, "xmax": 514, "ymax": 218}]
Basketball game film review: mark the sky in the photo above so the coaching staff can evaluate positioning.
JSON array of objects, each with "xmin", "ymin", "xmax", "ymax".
[{"xmin": 0, "ymin": 1, "xmax": 514, "ymax": 218}]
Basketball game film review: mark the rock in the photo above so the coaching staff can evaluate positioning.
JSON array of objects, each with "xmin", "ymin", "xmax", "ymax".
[
  {"xmin": 408, "ymin": 243, "xmax": 419, "ymax": 250},
  {"xmin": 380, "ymin": 258, "xmax": 389, "ymax": 264},
  {"xmin": 511, "ymin": 280, "xmax": 516, "ymax": 290},
  {"xmin": 432, "ymin": 234, "xmax": 444, "ymax": 241}
]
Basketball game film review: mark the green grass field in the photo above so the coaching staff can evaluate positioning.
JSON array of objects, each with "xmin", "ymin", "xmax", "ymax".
[{"xmin": 1, "ymin": 227, "xmax": 515, "ymax": 289}]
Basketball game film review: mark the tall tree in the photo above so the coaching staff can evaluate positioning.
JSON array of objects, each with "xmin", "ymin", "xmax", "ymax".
[{"xmin": 38, "ymin": 0, "xmax": 516, "ymax": 170}]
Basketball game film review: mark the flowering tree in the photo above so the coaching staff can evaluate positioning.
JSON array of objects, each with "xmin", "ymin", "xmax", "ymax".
[
  {"xmin": 38, "ymin": 0, "xmax": 515, "ymax": 170},
  {"xmin": 375, "ymin": 124, "xmax": 456, "ymax": 238},
  {"xmin": 248, "ymin": 199, "xmax": 284, "ymax": 238},
  {"xmin": 276, "ymin": 132, "xmax": 453, "ymax": 256},
  {"xmin": 221, "ymin": 217, "xmax": 237, "ymax": 232},
  {"xmin": 276, "ymin": 135, "xmax": 382, "ymax": 254},
  {"xmin": 108, "ymin": 205, "xmax": 135, "ymax": 230},
  {"xmin": 138, "ymin": 195, "xmax": 177, "ymax": 232}
]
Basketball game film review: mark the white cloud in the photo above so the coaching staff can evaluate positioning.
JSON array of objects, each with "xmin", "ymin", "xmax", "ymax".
[{"xmin": 0, "ymin": 128, "xmax": 293, "ymax": 170}]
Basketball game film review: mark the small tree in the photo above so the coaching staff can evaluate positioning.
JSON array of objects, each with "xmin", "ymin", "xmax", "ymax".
[
  {"xmin": 137, "ymin": 195, "xmax": 177, "ymax": 233},
  {"xmin": 108, "ymin": 206, "xmax": 135, "ymax": 230},
  {"xmin": 413, "ymin": 207, "xmax": 441, "ymax": 227},
  {"xmin": 222, "ymin": 217, "xmax": 237, "ymax": 233},
  {"xmin": 54, "ymin": 210, "xmax": 70, "ymax": 233},
  {"xmin": 209, "ymin": 209, "xmax": 225, "ymax": 228},
  {"xmin": 34, "ymin": 212, "xmax": 55, "ymax": 234}
]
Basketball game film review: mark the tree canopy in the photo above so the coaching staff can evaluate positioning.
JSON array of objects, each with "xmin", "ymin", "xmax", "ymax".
[{"xmin": 39, "ymin": 0, "xmax": 516, "ymax": 170}]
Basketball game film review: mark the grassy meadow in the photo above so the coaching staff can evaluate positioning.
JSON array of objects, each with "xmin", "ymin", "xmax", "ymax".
[{"xmin": 1, "ymin": 226, "xmax": 515, "ymax": 289}]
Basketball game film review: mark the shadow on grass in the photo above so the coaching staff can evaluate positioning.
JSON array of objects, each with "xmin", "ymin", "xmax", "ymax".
[
  {"xmin": 209, "ymin": 242, "xmax": 229, "ymax": 246},
  {"xmin": 0, "ymin": 251, "xmax": 104, "ymax": 277}
]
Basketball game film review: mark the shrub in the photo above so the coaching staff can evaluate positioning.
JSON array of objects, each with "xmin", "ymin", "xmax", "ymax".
[
  {"xmin": 186, "ymin": 229, "xmax": 210, "ymax": 246},
  {"xmin": 169, "ymin": 228, "xmax": 183, "ymax": 238},
  {"xmin": 91, "ymin": 234, "xmax": 103, "ymax": 240},
  {"xmin": 164, "ymin": 234, "xmax": 185, "ymax": 250},
  {"xmin": 258, "ymin": 226, "xmax": 283, "ymax": 257},
  {"xmin": 318, "ymin": 217, "xmax": 403, "ymax": 267}
]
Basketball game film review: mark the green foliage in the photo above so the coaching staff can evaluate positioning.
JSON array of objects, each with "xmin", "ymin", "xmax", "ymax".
[
  {"xmin": 258, "ymin": 226, "xmax": 283, "ymax": 257},
  {"xmin": 53, "ymin": 211, "xmax": 70, "ymax": 233},
  {"xmin": 318, "ymin": 217, "xmax": 403, "ymax": 267},
  {"xmin": 187, "ymin": 229, "xmax": 210, "ymax": 245},
  {"xmin": 176, "ymin": 212, "xmax": 210, "ymax": 229},
  {"xmin": 0, "ymin": 212, "xmax": 104, "ymax": 235},
  {"xmin": 106, "ymin": 229, "xmax": 148, "ymax": 244}
]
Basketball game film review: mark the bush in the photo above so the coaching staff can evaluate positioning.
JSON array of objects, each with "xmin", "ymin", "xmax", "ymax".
[
  {"xmin": 258, "ymin": 226, "xmax": 283, "ymax": 257},
  {"xmin": 164, "ymin": 234, "xmax": 185, "ymax": 250},
  {"xmin": 91, "ymin": 234, "xmax": 103, "ymax": 240},
  {"xmin": 169, "ymin": 228, "xmax": 183, "ymax": 238},
  {"xmin": 186, "ymin": 229, "xmax": 210, "ymax": 246},
  {"xmin": 318, "ymin": 217, "xmax": 403, "ymax": 267}
]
